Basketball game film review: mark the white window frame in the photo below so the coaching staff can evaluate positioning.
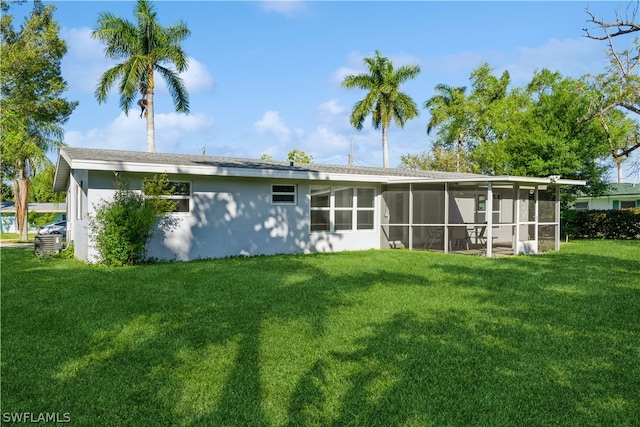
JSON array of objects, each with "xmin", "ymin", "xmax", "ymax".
[
  {"xmin": 271, "ymin": 184, "xmax": 297, "ymax": 205},
  {"xmin": 310, "ymin": 186, "xmax": 376, "ymax": 233},
  {"xmin": 144, "ymin": 180, "xmax": 192, "ymax": 214},
  {"xmin": 476, "ymin": 193, "xmax": 501, "ymax": 223}
]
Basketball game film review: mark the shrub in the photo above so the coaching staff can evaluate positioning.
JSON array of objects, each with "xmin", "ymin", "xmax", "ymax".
[
  {"xmin": 89, "ymin": 175, "xmax": 177, "ymax": 266},
  {"xmin": 562, "ymin": 208, "xmax": 640, "ymax": 239}
]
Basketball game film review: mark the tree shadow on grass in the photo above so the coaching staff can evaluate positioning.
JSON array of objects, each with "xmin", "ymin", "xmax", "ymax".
[
  {"xmin": 3, "ymin": 244, "xmax": 638, "ymax": 426},
  {"xmin": 290, "ymin": 305, "xmax": 639, "ymax": 426},
  {"xmin": 1, "ymin": 249, "xmax": 437, "ymax": 426},
  {"xmin": 285, "ymin": 244, "xmax": 640, "ymax": 426}
]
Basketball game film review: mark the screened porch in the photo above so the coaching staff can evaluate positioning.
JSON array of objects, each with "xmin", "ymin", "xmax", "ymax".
[{"xmin": 380, "ymin": 179, "xmax": 567, "ymax": 257}]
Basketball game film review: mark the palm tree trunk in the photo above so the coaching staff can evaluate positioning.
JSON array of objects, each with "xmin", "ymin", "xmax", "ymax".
[
  {"xmin": 382, "ymin": 125, "xmax": 389, "ymax": 168},
  {"xmin": 146, "ymin": 71, "xmax": 156, "ymax": 153},
  {"xmin": 15, "ymin": 160, "xmax": 29, "ymax": 241}
]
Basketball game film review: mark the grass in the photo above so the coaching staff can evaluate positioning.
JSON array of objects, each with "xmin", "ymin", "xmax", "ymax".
[
  {"xmin": 1, "ymin": 240, "xmax": 639, "ymax": 426},
  {"xmin": 0, "ymin": 232, "xmax": 36, "ymax": 242}
]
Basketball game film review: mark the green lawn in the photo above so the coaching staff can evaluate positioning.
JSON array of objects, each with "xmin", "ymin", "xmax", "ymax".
[
  {"xmin": 1, "ymin": 240, "xmax": 639, "ymax": 426},
  {"xmin": 0, "ymin": 232, "xmax": 37, "ymax": 242}
]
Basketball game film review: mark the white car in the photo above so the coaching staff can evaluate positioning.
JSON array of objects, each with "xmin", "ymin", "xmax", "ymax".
[{"xmin": 37, "ymin": 221, "xmax": 67, "ymax": 237}]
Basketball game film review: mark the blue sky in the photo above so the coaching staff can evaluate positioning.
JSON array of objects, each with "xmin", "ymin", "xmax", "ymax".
[{"xmin": 21, "ymin": 1, "xmax": 640, "ymax": 182}]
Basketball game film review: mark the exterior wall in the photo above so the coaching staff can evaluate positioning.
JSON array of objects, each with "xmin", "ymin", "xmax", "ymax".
[
  {"xmin": 68, "ymin": 169, "xmax": 90, "ymax": 260},
  {"xmin": 1, "ymin": 211, "xmax": 65, "ymax": 233},
  {"xmin": 578, "ymin": 196, "xmax": 639, "ymax": 210},
  {"xmin": 149, "ymin": 178, "xmax": 380, "ymax": 261},
  {"xmin": 80, "ymin": 171, "xmax": 381, "ymax": 262}
]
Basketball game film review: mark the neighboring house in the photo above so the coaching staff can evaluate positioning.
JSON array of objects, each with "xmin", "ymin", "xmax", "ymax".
[
  {"xmin": 53, "ymin": 147, "xmax": 585, "ymax": 262},
  {"xmin": 572, "ymin": 183, "xmax": 640, "ymax": 210},
  {"xmin": 0, "ymin": 202, "xmax": 66, "ymax": 234}
]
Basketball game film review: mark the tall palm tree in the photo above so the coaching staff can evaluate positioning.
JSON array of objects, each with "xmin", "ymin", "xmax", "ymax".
[
  {"xmin": 92, "ymin": 0, "xmax": 190, "ymax": 153},
  {"xmin": 424, "ymin": 84, "xmax": 469, "ymax": 172},
  {"xmin": 342, "ymin": 50, "xmax": 420, "ymax": 168}
]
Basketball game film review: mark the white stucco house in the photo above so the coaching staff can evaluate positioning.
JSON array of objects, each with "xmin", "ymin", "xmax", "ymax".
[
  {"xmin": 53, "ymin": 147, "xmax": 585, "ymax": 262},
  {"xmin": 0, "ymin": 202, "xmax": 66, "ymax": 234},
  {"xmin": 572, "ymin": 183, "xmax": 640, "ymax": 210}
]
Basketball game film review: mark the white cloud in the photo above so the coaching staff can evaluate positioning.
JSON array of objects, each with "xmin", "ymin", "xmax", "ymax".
[
  {"xmin": 254, "ymin": 110, "xmax": 293, "ymax": 143},
  {"xmin": 181, "ymin": 57, "xmax": 215, "ymax": 92},
  {"xmin": 331, "ymin": 66, "xmax": 357, "ymax": 86},
  {"xmin": 302, "ymin": 126, "xmax": 350, "ymax": 160},
  {"xmin": 64, "ymin": 112, "xmax": 215, "ymax": 153},
  {"xmin": 260, "ymin": 1, "xmax": 310, "ymax": 17},
  {"xmin": 317, "ymin": 100, "xmax": 347, "ymax": 122}
]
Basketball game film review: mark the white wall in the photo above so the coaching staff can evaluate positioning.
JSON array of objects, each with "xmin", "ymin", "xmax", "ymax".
[
  {"xmin": 81, "ymin": 172, "xmax": 381, "ymax": 262},
  {"xmin": 149, "ymin": 177, "xmax": 380, "ymax": 261},
  {"xmin": 68, "ymin": 169, "xmax": 89, "ymax": 260}
]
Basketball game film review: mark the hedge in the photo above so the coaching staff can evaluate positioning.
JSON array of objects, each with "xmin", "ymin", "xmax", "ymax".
[{"xmin": 562, "ymin": 208, "xmax": 640, "ymax": 239}]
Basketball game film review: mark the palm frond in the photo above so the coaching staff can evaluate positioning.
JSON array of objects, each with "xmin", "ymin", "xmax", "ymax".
[{"xmin": 155, "ymin": 64, "xmax": 190, "ymax": 113}]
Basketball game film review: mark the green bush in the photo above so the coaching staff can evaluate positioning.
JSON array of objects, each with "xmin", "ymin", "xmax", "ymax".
[
  {"xmin": 562, "ymin": 208, "xmax": 640, "ymax": 239},
  {"xmin": 89, "ymin": 175, "xmax": 177, "ymax": 266}
]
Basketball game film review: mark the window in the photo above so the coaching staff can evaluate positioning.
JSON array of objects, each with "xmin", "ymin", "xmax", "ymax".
[
  {"xmin": 272, "ymin": 184, "xmax": 297, "ymax": 205},
  {"xmin": 573, "ymin": 202, "xmax": 588, "ymax": 210},
  {"xmin": 144, "ymin": 180, "xmax": 191, "ymax": 213},
  {"xmin": 166, "ymin": 181, "xmax": 191, "ymax": 213},
  {"xmin": 76, "ymin": 180, "xmax": 83, "ymax": 220},
  {"xmin": 357, "ymin": 188, "xmax": 375, "ymax": 230},
  {"xmin": 310, "ymin": 187, "xmax": 331, "ymax": 232},
  {"xmin": 477, "ymin": 194, "xmax": 501, "ymax": 223},
  {"xmin": 620, "ymin": 200, "xmax": 637, "ymax": 209},
  {"xmin": 334, "ymin": 187, "xmax": 353, "ymax": 231},
  {"xmin": 310, "ymin": 186, "xmax": 375, "ymax": 232}
]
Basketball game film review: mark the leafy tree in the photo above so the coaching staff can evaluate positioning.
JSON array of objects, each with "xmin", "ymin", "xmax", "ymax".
[
  {"xmin": 287, "ymin": 149, "xmax": 313, "ymax": 164},
  {"xmin": 0, "ymin": 0, "xmax": 77, "ymax": 240},
  {"xmin": 424, "ymin": 84, "xmax": 470, "ymax": 172},
  {"xmin": 410, "ymin": 64, "xmax": 632, "ymax": 194},
  {"xmin": 260, "ymin": 154, "xmax": 273, "ymax": 161},
  {"xmin": 582, "ymin": 2, "xmax": 640, "ymax": 179},
  {"xmin": 1, "ymin": 181, "xmax": 13, "ymax": 201},
  {"xmin": 400, "ymin": 146, "xmax": 467, "ymax": 172},
  {"xmin": 29, "ymin": 164, "xmax": 64, "ymax": 203},
  {"xmin": 90, "ymin": 173, "xmax": 177, "ymax": 266},
  {"xmin": 92, "ymin": 0, "xmax": 191, "ymax": 153},
  {"xmin": 342, "ymin": 50, "xmax": 420, "ymax": 168},
  {"xmin": 420, "ymin": 63, "xmax": 517, "ymax": 174},
  {"xmin": 488, "ymin": 70, "xmax": 613, "ymax": 189}
]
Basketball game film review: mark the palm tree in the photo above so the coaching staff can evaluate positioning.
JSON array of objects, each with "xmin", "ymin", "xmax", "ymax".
[
  {"xmin": 424, "ymin": 84, "xmax": 469, "ymax": 172},
  {"xmin": 92, "ymin": 0, "xmax": 190, "ymax": 153},
  {"xmin": 342, "ymin": 50, "xmax": 420, "ymax": 168}
]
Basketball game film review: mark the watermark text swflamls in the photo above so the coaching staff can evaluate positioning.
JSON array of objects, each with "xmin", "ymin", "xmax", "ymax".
[{"xmin": 2, "ymin": 412, "xmax": 71, "ymax": 423}]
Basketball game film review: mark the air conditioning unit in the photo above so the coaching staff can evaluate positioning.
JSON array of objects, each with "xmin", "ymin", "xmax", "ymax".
[{"xmin": 34, "ymin": 234, "xmax": 64, "ymax": 256}]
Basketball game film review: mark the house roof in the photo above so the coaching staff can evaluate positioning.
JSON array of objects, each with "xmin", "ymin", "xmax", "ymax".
[
  {"xmin": 0, "ymin": 202, "xmax": 66, "ymax": 213},
  {"xmin": 576, "ymin": 183, "xmax": 640, "ymax": 199},
  {"xmin": 53, "ymin": 147, "xmax": 585, "ymax": 192}
]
